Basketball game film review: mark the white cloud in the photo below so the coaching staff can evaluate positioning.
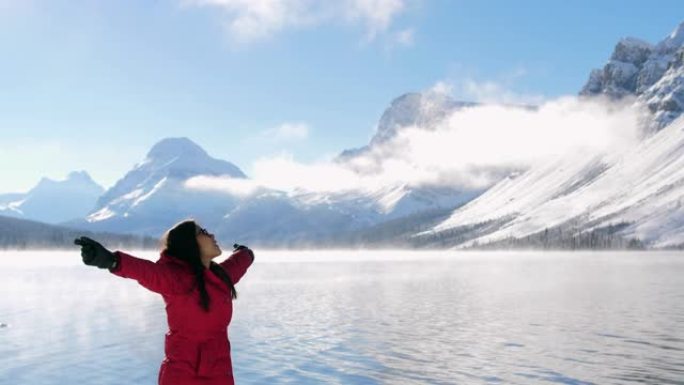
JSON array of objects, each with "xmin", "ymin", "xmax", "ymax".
[
  {"xmin": 347, "ymin": 0, "xmax": 406, "ymax": 40},
  {"xmin": 246, "ymin": 96, "xmax": 642, "ymax": 193},
  {"xmin": 394, "ymin": 27, "xmax": 414, "ymax": 47},
  {"xmin": 184, "ymin": 0, "xmax": 411, "ymax": 44},
  {"xmin": 428, "ymin": 80, "xmax": 453, "ymax": 96},
  {"xmin": 355, "ymin": 96, "xmax": 641, "ymax": 187},
  {"xmin": 266, "ymin": 122, "xmax": 310, "ymax": 140},
  {"xmin": 251, "ymin": 153, "xmax": 365, "ymax": 192},
  {"xmin": 184, "ymin": 175, "xmax": 262, "ymax": 197},
  {"xmin": 185, "ymin": 0, "xmax": 311, "ymax": 43},
  {"xmin": 462, "ymin": 79, "xmax": 546, "ymax": 105},
  {"xmin": 183, "ymin": 91, "xmax": 644, "ymax": 197},
  {"xmin": 433, "ymin": 67, "xmax": 547, "ymax": 106}
]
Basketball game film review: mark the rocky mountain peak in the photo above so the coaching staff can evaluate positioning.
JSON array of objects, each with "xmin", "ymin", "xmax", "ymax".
[
  {"xmin": 657, "ymin": 21, "xmax": 684, "ymax": 52},
  {"xmin": 373, "ymin": 91, "xmax": 475, "ymax": 146},
  {"xmin": 146, "ymin": 137, "xmax": 207, "ymax": 162},
  {"xmin": 581, "ymin": 20, "xmax": 684, "ymax": 131},
  {"xmin": 610, "ymin": 38, "xmax": 653, "ymax": 65},
  {"xmin": 92, "ymin": 137, "xmax": 246, "ymax": 214},
  {"xmin": 336, "ymin": 91, "xmax": 477, "ymax": 163}
]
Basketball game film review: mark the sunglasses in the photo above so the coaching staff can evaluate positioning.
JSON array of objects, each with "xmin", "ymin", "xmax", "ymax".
[{"xmin": 197, "ymin": 227, "xmax": 211, "ymax": 237}]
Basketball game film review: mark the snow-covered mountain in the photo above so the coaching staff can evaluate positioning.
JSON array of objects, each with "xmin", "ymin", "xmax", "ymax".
[
  {"xmin": 68, "ymin": 134, "xmax": 474, "ymax": 243},
  {"xmin": 215, "ymin": 191, "xmax": 357, "ymax": 246},
  {"xmin": 0, "ymin": 171, "xmax": 104, "ymax": 224},
  {"xmin": 418, "ymin": 115, "xmax": 684, "ymax": 248},
  {"xmin": 63, "ymin": 83, "xmax": 486, "ymax": 242},
  {"xmin": 338, "ymin": 91, "xmax": 477, "ymax": 161},
  {"xmin": 581, "ymin": 22, "xmax": 684, "ymax": 132},
  {"xmin": 92, "ymin": 136, "xmax": 245, "ymax": 212},
  {"xmin": 421, "ymin": 22, "xmax": 684, "ymax": 249},
  {"xmin": 325, "ymin": 90, "xmax": 486, "ymax": 232},
  {"xmin": 75, "ymin": 137, "xmax": 247, "ymax": 236},
  {"xmin": 211, "ymin": 184, "xmax": 478, "ymax": 246},
  {"xmin": 52, "ymin": 22, "xmax": 684, "ymax": 248}
]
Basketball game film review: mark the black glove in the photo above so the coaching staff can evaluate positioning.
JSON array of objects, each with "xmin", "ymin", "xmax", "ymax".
[
  {"xmin": 233, "ymin": 243, "xmax": 254, "ymax": 262},
  {"xmin": 74, "ymin": 236, "xmax": 117, "ymax": 269}
]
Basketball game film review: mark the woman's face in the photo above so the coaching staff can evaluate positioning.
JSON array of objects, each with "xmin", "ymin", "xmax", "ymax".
[{"xmin": 196, "ymin": 225, "xmax": 222, "ymax": 259}]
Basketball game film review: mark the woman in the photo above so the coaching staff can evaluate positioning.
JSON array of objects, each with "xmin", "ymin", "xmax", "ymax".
[{"xmin": 74, "ymin": 219, "xmax": 254, "ymax": 385}]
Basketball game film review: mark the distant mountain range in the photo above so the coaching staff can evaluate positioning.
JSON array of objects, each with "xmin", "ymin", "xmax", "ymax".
[
  {"xmin": 62, "ymin": 136, "xmax": 478, "ymax": 247},
  {"xmin": 3, "ymin": 21, "xmax": 684, "ymax": 250},
  {"xmin": 0, "ymin": 171, "xmax": 103, "ymax": 224}
]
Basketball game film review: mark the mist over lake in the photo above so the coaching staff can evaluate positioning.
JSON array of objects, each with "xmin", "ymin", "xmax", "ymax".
[{"xmin": 1, "ymin": 250, "xmax": 682, "ymax": 384}]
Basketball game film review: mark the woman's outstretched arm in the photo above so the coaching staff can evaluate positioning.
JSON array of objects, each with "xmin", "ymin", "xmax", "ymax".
[
  {"xmin": 219, "ymin": 245, "xmax": 254, "ymax": 284},
  {"xmin": 75, "ymin": 236, "xmax": 190, "ymax": 295}
]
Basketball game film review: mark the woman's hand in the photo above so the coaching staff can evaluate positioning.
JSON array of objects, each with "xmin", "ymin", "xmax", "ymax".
[
  {"xmin": 74, "ymin": 236, "xmax": 117, "ymax": 269},
  {"xmin": 233, "ymin": 243, "xmax": 248, "ymax": 251},
  {"xmin": 233, "ymin": 243, "xmax": 255, "ymax": 262}
]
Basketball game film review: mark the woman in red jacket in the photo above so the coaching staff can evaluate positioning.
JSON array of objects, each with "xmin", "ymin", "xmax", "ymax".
[{"xmin": 74, "ymin": 219, "xmax": 254, "ymax": 385}]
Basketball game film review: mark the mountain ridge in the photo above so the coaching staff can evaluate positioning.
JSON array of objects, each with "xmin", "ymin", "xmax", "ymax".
[{"xmin": 0, "ymin": 170, "xmax": 104, "ymax": 224}]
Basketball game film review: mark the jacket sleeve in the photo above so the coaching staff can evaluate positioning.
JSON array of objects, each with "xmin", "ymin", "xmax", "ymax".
[
  {"xmin": 109, "ymin": 251, "xmax": 192, "ymax": 295},
  {"xmin": 219, "ymin": 249, "xmax": 254, "ymax": 284}
]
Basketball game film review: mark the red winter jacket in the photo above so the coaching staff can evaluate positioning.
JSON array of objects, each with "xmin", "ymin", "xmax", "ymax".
[{"xmin": 109, "ymin": 248, "xmax": 254, "ymax": 385}]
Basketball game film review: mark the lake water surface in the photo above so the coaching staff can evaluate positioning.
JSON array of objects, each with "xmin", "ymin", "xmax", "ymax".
[{"xmin": 1, "ymin": 251, "xmax": 683, "ymax": 384}]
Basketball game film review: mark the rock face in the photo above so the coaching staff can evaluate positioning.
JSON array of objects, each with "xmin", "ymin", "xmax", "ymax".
[
  {"xmin": 581, "ymin": 38, "xmax": 655, "ymax": 98},
  {"xmin": 638, "ymin": 49, "xmax": 684, "ymax": 133},
  {"xmin": 581, "ymin": 22, "xmax": 684, "ymax": 131}
]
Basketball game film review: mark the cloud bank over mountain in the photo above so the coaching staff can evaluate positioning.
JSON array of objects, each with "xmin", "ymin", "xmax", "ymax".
[{"xmin": 188, "ymin": 94, "xmax": 643, "ymax": 196}]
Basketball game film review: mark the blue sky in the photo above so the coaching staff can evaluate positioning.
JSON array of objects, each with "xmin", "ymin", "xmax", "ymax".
[{"xmin": 0, "ymin": 0, "xmax": 682, "ymax": 192}]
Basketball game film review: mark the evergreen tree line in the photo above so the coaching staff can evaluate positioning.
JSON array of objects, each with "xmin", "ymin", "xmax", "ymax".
[
  {"xmin": 466, "ymin": 222, "xmax": 645, "ymax": 250},
  {"xmin": 1, "ymin": 212, "xmax": 654, "ymax": 251},
  {"xmin": 0, "ymin": 215, "xmax": 158, "ymax": 250}
]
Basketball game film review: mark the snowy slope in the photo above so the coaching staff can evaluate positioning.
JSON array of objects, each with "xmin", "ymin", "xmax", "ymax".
[
  {"xmin": 0, "ymin": 171, "xmax": 104, "ymax": 224},
  {"xmin": 212, "ymin": 183, "xmax": 477, "ymax": 245},
  {"xmin": 294, "ymin": 184, "xmax": 477, "ymax": 220},
  {"xmin": 422, "ymin": 115, "xmax": 684, "ymax": 247},
  {"xmin": 423, "ymin": 116, "xmax": 684, "ymax": 248},
  {"xmin": 422, "ymin": 21, "xmax": 684, "ymax": 249}
]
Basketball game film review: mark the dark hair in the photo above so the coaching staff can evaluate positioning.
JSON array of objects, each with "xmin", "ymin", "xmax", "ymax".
[{"xmin": 162, "ymin": 219, "xmax": 237, "ymax": 312}]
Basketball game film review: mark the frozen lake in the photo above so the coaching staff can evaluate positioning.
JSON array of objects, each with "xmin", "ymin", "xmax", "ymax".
[{"xmin": 1, "ymin": 250, "xmax": 683, "ymax": 384}]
